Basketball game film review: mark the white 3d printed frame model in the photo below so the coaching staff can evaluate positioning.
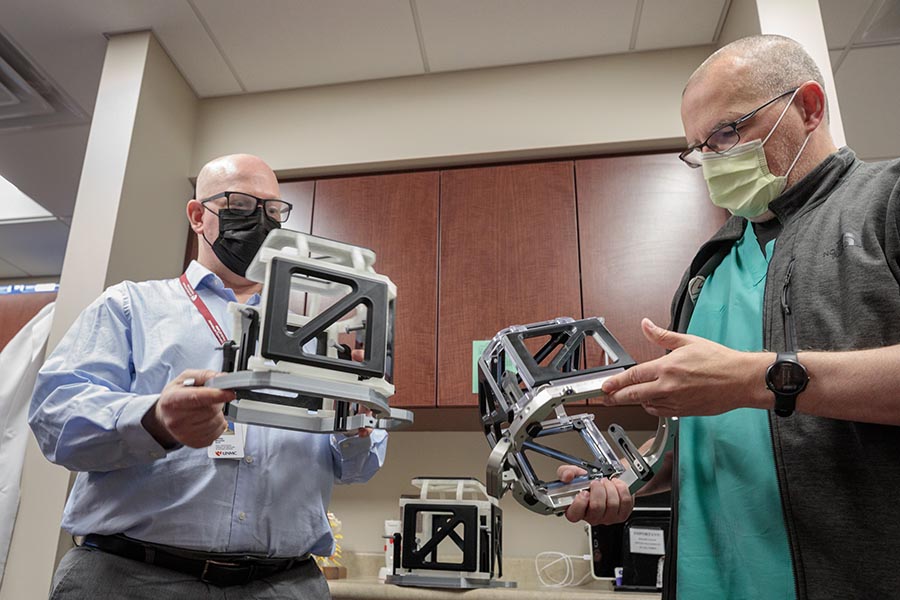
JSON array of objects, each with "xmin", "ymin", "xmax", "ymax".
[
  {"xmin": 386, "ymin": 478, "xmax": 515, "ymax": 589},
  {"xmin": 478, "ymin": 317, "xmax": 676, "ymax": 516},
  {"xmin": 207, "ymin": 229, "xmax": 414, "ymax": 433}
]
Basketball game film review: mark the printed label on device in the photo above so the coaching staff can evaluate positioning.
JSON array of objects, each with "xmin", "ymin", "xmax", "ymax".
[{"xmin": 629, "ymin": 527, "xmax": 665, "ymax": 555}]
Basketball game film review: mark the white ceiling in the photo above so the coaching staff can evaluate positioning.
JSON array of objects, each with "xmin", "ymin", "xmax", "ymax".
[{"xmin": 1, "ymin": 0, "xmax": 898, "ymax": 279}]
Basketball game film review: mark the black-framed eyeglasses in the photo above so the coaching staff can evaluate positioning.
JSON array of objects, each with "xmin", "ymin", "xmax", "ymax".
[
  {"xmin": 679, "ymin": 88, "xmax": 799, "ymax": 168},
  {"xmin": 200, "ymin": 191, "xmax": 293, "ymax": 223}
]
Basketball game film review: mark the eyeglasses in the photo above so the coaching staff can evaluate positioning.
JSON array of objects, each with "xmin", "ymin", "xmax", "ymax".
[
  {"xmin": 679, "ymin": 88, "xmax": 799, "ymax": 168},
  {"xmin": 200, "ymin": 191, "xmax": 293, "ymax": 223}
]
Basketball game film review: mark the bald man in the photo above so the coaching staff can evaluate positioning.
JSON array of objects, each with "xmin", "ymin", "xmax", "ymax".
[
  {"xmin": 561, "ymin": 35, "xmax": 900, "ymax": 600},
  {"xmin": 30, "ymin": 154, "xmax": 387, "ymax": 599}
]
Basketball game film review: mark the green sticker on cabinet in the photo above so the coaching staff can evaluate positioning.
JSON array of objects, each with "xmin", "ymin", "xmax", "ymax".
[{"xmin": 472, "ymin": 340, "xmax": 517, "ymax": 394}]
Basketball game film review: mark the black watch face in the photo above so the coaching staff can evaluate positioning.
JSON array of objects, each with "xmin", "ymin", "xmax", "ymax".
[{"xmin": 769, "ymin": 361, "xmax": 807, "ymax": 393}]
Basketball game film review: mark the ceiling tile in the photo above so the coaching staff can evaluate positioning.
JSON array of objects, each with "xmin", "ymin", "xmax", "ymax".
[
  {"xmin": 635, "ymin": 0, "xmax": 727, "ymax": 51},
  {"xmin": 416, "ymin": 0, "xmax": 638, "ymax": 73},
  {"xmin": 190, "ymin": 0, "xmax": 424, "ymax": 92},
  {"xmin": 818, "ymin": 0, "xmax": 874, "ymax": 50},
  {"xmin": 0, "ymin": 219, "xmax": 69, "ymax": 276},
  {"xmin": 834, "ymin": 45, "xmax": 900, "ymax": 161},
  {"xmin": 0, "ymin": 0, "xmax": 241, "ymax": 111},
  {"xmin": 0, "ymin": 256, "xmax": 28, "ymax": 279}
]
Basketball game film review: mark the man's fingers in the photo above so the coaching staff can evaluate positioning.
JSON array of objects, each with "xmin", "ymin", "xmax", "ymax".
[
  {"xmin": 565, "ymin": 490, "xmax": 589, "ymax": 523},
  {"xmin": 557, "ymin": 465, "xmax": 587, "ymax": 483},
  {"xmin": 175, "ymin": 369, "xmax": 223, "ymax": 387},
  {"xmin": 613, "ymin": 479, "xmax": 635, "ymax": 520},
  {"xmin": 182, "ymin": 417, "xmax": 228, "ymax": 448},
  {"xmin": 603, "ymin": 381, "xmax": 662, "ymax": 407},
  {"xmin": 178, "ymin": 386, "xmax": 235, "ymax": 408},
  {"xmin": 584, "ymin": 480, "xmax": 611, "ymax": 525},
  {"xmin": 641, "ymin": 318, "xmax": 691, "ymax": 351},
  {"xmin": 601, "ymin": 362, "xmax": 657, "ymax": 396}
]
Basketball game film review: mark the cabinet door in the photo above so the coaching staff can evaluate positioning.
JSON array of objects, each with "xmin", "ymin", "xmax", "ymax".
[
  {"xmin": 576, "ymin": 154, "xmax": 728, "ymax": 411},
  {"xmin": 0, "ymin": 292, "xmax": 56, "ymax": 352},
  {"xmin": 438, "ymin": 162, "xmax": 582, "ymax": 407},
  {"xmin": 280, "ymin": 180, "xmax": 315, "ymax": 234},
  {"xmin": 312, "ymin": 172, "xmax": 439, "ymax": 408}
]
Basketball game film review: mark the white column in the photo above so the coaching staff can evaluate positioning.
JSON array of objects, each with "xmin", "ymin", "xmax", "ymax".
[
  {"xmin": 0, "ymin": 31, "xmax": 197, "ymax": 599},
  {"xmin": 719, "ymin": 0, "xmax": 846, "ymax": 146}
]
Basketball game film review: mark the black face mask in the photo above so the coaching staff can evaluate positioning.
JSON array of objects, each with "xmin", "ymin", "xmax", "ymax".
[{"xmin": 204, "ymin": 207, "xmax": 280, "ymax": 277}]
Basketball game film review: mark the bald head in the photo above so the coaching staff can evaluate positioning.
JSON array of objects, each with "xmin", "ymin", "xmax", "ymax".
[
  {"xmin": 686, "ymin": 35, "xmax": 827, "ymax": 116},
  {"xmin": 195, "ymin": 154, "xmax": 280, "ymax": 201},
  {"xmin": 680, "ymin": 35, "xmax": 837, "ymax": 212},
  {"xmin": 187, "ymin": 154, "xmax": 282, "ymax": 283}
]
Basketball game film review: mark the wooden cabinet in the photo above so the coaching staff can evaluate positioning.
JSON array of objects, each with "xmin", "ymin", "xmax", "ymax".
[
  {"xmin": 437, "ymin": 162, "xmax": 582, "ymax": 406},
  {"xmin": 279, "ymin": 180, "xmax": 315, "ymax": 234},
  {"xmin": 311, "ymin": 172, "xmax": 440, "ymax": 408},
  {"xmin": 0, "ymin": 292, "xmax": 56, "ymax": 353},
  {"xmin": 576, "ymin": 153, "xmax": 728, "ymax": 414}
]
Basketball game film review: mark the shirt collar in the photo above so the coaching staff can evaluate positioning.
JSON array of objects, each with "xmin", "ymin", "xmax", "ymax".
[
  {"xmin": 184, "ymin": 260, "xmax": 220, "ymax": 291},
  {"xmin": 183, "ymin": 260, "xmax": 261, "ymax": 305}
]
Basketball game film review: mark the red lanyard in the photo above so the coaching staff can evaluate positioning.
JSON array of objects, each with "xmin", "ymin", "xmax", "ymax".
[{"xmin": 179, "ymin": 273, "xmax": 229, "ymax": 345}]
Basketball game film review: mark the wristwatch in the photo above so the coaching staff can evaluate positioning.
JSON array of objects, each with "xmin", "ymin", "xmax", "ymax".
[{"xmin": 765, "ymin": 352, "xmax": 809, "ymax": 417}]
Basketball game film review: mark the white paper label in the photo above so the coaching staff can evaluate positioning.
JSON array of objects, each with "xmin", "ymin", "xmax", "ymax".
[
  {"xmin": 629, "ymin": 527, "xmax": 665, "ymax": 555},
  {"xmin": 208, "ymin": 422, "xmax": 246, "ymax": 459}
]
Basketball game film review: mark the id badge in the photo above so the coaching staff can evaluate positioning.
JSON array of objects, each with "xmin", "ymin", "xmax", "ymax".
[{"xmin": 208, "ymin": 421, "xmax": 247, "ymax": 459}]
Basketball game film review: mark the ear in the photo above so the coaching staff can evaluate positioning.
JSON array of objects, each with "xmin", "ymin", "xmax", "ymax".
[
  {"xmin": 186, "ymin": 199, "xmax": 205, "ymax": 234},
  {"xmin": 796, "ymin": 81, "xmax": 827, "ymax": 133}
]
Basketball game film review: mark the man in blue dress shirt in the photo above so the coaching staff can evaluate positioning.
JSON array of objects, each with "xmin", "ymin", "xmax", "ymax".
[{"xmin": 30, "ymin": 154, "xmax": 387, "ymax": 599}]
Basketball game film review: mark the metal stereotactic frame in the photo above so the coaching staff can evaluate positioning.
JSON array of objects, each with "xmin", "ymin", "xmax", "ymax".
[
  {"xmin": 207, "ymin": 229, "xmax": 414, "ymax": 433},
  {"xmin": 478, "ymin": 317, "xmax": 676, "ymax": 516}
]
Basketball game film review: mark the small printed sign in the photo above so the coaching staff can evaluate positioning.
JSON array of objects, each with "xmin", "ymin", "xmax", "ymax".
[{"xmin": 628, "ymin": 527, "xmax": 666, "ymax": 555}]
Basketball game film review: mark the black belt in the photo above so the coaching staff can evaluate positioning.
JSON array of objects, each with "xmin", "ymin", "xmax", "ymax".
[{"xmin": 83, "ymin": 534, "xmax": 311, "ymax": 587}]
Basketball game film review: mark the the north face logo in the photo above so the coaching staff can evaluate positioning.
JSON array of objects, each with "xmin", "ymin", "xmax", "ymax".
[{"xmin": 823, "ymin": 232, "xmax": 861, "ymax": 258}]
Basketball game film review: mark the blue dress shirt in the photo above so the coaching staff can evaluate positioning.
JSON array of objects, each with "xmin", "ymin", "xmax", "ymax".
[{"xmin": 29, "ymin": 260, "xmax": 387, "ymax": 557}]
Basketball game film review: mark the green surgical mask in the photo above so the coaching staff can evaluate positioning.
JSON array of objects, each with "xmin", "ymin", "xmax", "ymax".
[{"xmin": 700, "ymin": 89, "xmax": 811, "ymax": 219}]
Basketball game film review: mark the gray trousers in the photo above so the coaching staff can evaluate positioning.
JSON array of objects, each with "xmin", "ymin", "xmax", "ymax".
[{"xmin": 50, "ymin": 546, "xmax": 331, "ymax": 600}]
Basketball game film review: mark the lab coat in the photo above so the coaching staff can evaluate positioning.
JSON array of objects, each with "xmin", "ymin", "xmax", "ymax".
[{"xmin": 0, "ymin": 302, "xmax": 54, "ymax": 584}]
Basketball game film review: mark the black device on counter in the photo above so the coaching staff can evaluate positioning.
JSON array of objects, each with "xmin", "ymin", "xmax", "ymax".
[{"xmin": 589, "ymin": 492, "xmax": 671, "ymax": 592}]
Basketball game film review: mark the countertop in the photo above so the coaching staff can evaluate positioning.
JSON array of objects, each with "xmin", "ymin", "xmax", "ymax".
[{"xmin": 326, "ymin": 554, "xmax": 661, "ymax": 600}]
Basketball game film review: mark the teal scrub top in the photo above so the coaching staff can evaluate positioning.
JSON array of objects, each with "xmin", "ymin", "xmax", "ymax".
[{"xmin": 677, "ymin": 224, "xmax": 795, "ymax": 599}]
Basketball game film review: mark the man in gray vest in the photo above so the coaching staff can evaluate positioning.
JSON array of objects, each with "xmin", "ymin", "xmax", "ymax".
[{"xmin": 563, "ymin": 35, "xmax": 900, "ymax": 600}]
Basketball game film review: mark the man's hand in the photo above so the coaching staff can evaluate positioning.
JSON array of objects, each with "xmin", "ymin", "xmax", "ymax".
[
  {"xmin": 600, "ymin": 318, "xmax": 770, "ymax": 417},
  {"xmin": 558, "ymin": 466, "xmax": 634, "ymax": 526},
  {"xmin": 142, "ymin": 370, "xmax": 236, "ymax": 449}
]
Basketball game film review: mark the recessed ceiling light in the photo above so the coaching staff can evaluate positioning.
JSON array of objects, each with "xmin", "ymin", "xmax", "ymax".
[{"xmin": 0, "ymin": 175, "xmax": 53, "ymax": 222}]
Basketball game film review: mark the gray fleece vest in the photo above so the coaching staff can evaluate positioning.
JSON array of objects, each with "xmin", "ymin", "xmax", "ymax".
[{"xmin": 667, "ymin": 148, "xmax": 900, "ymax": 600}]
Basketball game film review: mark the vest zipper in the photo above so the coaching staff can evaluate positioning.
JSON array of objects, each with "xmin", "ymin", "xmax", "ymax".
[{"xmin": 769, "ymin": 257, "xmax": 802, "ymax": 600}]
